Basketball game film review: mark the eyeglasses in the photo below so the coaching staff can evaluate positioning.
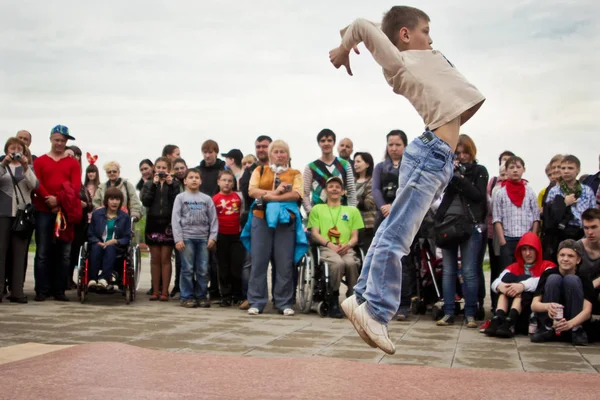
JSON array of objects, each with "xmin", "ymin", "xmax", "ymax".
[{"xmin": 107, "ymin": 170, "xmax": 118, "ymax": 174}]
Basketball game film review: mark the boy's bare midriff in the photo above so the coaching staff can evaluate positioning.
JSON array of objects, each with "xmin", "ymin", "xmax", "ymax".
[{"xmin": 432, "ymin": 117, "xmax": 461, "ymax": 151}]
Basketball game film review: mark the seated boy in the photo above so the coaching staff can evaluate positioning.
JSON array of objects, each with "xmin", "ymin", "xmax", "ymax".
[
  {"xmin": 531, "ymin": 240, "xmax": 594, "ymax": 346},
  {"xmin": 308, "ymin": 176, "xmax": 364, "ymax": 318},
  {"xmin": 485, "ymin": 232, "xmax": 555, "ymax": 338}
]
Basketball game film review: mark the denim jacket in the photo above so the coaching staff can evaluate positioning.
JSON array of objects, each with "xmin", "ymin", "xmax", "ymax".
[{"xmin": 88, "ymin": 208, "xmax": 131, "ymax": 246}]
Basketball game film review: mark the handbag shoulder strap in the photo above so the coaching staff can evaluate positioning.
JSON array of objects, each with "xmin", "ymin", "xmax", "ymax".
[{"xmin": 6, "ymin": 166, "xmax": 27, "ymax": 206}]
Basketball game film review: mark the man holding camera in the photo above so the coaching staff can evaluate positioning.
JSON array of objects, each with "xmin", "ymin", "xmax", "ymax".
[{"xmin": 32, "ymin": 125, "xmax": 81, "ymax": 301}]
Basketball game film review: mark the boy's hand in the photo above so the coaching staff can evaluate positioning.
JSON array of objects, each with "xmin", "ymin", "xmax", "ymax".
[
  {"xmin": 329, "ymin": 45, "xmax": 359, "ymax": 76},
  {"xmin": 553, "ymin": 318, "xmax": 572, "ymax": 333},
  {"xmin": 207, "ymin": 239, "xmax": 216, "ymax": 251},
  {"xmin": 564, "ymin": 194, "xmax": 577, "ymax": 206},
  {"xmin": 175, "ymin": 241, "xmax": 185, "ymax": 252}
]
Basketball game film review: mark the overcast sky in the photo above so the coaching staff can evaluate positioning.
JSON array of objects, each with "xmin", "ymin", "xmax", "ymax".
[{"xmin": 1, "ymin": 0, "xmax": 598, "ymax": 192}]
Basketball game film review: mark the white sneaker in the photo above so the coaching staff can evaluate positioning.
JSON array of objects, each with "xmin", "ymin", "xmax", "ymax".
[
  {"xmin": 282, "ymin": 308, "xmax": 295, "ymax": 316},
  {"xmin": 87, "ymin": 280, "xmax": 97, "ymax": 289},
  {"xmin": 353, "ymin": 302, "xmax": 395, "ymax": 355},
  {"xmin": 97, "ymin": 279, "xmax": 108, "ymax": 289},
  {"xmin": 248, "ymin": 308, "xmax": 260, "ymax": 315},
  {"xmin": 341, "ymin": 295, "xmax": 377, "ymax": 348}
]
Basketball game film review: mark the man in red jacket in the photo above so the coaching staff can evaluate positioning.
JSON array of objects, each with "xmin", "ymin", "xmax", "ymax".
[
  {"xmin": 32, "ymin": 125, "xmax": 81, "ymax": 301},
  {"xmin": 484, "ymin": 232, "xmax": 556, "ymax": 337}
]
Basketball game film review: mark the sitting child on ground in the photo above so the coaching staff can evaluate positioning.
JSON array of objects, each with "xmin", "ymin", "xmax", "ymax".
[{"xmin": 485, "ymin": 232, "xmax": 555, "ymax": 338}]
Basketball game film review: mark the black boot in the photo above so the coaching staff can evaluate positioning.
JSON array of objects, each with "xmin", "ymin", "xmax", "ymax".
[
  {"xmin": 328, "ymin": 291, "xmax": 344, "ymax": 319},
  {"xmin": 484, "ymin": 317, "xmax": 501, "ymax": 337},
  {"xmin": 496, "ymin": 318, "xmax": 515, "ymax": 338}
]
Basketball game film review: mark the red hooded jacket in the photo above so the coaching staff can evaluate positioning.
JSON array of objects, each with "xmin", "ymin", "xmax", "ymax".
[
  {"xmin": 505, "ymin": 232, "xmax": 555, "ymax": 277},
  {"xmin": 56, "ymin": 181, "xmax": 83, "ymax": 242}
]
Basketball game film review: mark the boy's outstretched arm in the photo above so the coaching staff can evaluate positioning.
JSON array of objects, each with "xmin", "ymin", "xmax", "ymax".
[
  {"xmin": 329, "ymin": 18, "xmax": 403, "ymax": 76},
  {"xmin": 329, "ymin": 45, "xmax": 360, "ymax": 76}
]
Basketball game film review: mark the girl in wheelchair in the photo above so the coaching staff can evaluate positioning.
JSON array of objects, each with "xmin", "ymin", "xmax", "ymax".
[{"xmin": 87, "ymin": 187, "xmax": 132, "ymax": 290}]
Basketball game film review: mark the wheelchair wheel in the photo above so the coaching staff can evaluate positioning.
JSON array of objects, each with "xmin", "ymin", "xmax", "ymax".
[
  {"xmin": 77, "ymin": 253, "xmax": 88, "ymax": 304},
  {"xmin": 317, "ymin": 301, "xmax": 328, "ymax": 318},
  {"xmin": 133, "ymin": 244, "xmax": 142, "ymax": 291},
  {"xmin": 297, "ymin": 254, "xmax": 314, "ymax": 313}
]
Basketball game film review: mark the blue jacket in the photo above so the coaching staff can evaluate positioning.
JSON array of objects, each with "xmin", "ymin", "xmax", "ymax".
[
  {"xmin": 241, "ymin": 201, "xmax": 308, "ymax": 264},
  {"xmin": 88, "ymin": 208, "xmax": 132, "ymax": 246}
]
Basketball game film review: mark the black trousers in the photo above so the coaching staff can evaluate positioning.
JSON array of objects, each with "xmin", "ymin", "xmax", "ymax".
[
  {"xmin": 0, "ymin": 217, "xmax": 30, "ymax": 298},
  {"xmin": 487, "ymin": 238, "xmax": 502, "ymax": 310},
  {"xmin": 216, "ymin": 233, "xmax": 245, "ymax": 300}
]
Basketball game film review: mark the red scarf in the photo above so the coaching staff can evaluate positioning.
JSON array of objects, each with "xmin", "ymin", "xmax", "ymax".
[{"xmin": 502, "ymin": 179, "xmax": 527, "ymax": 207}]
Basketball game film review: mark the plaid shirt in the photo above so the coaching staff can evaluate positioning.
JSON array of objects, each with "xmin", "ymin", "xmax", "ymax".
[
  {"xmin": 492, "ymin": 185, "xmax": 540, "ymax": 237},
  {"xmin": 596, "ymin": 186, "xmax": 600, "ymax": 208},
  {"xmin": 545, "ymin": 184, "xmax": 596, "ymax": 227}
]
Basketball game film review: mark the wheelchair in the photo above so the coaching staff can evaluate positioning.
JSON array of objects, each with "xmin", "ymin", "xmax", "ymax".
[
  {"xmin": 76, "ymin": 219, "xmax": 142, "ymax": 304},
  {"xmin": 297, "ymin": 244, "xmax": 364, "ymax": 317}
]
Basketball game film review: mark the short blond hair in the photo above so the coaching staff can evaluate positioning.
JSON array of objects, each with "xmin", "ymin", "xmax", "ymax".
[
  {"xmin": 242, "ymin": 154, "xmax": 257, "ymax": 165},
  {"xmin": 268, "ymin": 140, "xmax": 291, "ymax": 163},
  {"xmin": 103, "ymin": 161, "xmax": 121, "ymax": 172}
]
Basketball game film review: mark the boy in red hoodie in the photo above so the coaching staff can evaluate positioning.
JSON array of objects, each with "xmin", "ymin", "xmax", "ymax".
[{"xmin": 485, "ymin": 232, "xmax": 555, "ymax": 337}]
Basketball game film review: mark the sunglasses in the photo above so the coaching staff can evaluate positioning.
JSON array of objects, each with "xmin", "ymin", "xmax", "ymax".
[{"xmin": 107, "ymin": 170, "xmax": 119, "ymax": 174}]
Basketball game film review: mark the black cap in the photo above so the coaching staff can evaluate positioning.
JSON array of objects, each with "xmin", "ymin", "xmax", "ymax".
[
  {"xmin": 221, "ymin": 149, "xmax": 243, "ymax": 165},
  {"xmin": 557, "ymin": 239, "xmax": 582, "ymax": 258},
  {"xmin": 326, "ymin": 176, "xmax": 344, "ymax": 188}
]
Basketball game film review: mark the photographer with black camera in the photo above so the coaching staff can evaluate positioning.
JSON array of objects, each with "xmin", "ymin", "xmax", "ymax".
[
  {"xmin": 0, "ymin": 137, "xmax": 38, "ymax": 303},
  {"xmin": 141, "ymin": 157, "xmax": 181, "ymax": 301},
  {"xmin": 435, "ymin": 134, "xmax": 489, "ymax": 328}
]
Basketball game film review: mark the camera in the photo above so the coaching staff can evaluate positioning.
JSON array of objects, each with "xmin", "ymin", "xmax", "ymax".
[
  {"xmin": 454, "ymin": 162, "xmax": 466, "ymax": 176},
  {"xmin": 12, "ymin": 152, "xmax": 22, "ymax": 160},
  {"xmin": 158, "ymin": 172, "xmax": 167, "ymax": 179},
  {"xmin": 254, "ymin": 197, "xmax": 265, "ymax": 211},
  {"xmin": 382, "ymin": 182, "xmax": 398, "ymax": 202}
]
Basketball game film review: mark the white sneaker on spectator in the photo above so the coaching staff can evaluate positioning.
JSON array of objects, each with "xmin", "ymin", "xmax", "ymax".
[
  {"xmin": 248, "ymin": 308, "xmax": 259, "ymax": 315},
  {"xmin": 282, "ymin": 308, "xmax": 295, "ymax": 316},
  {"xmin": 87, "ymin": 280, "xmax": 97, "ymax": 289},
  {"xmin": 341, "ymin": 295, "xmax": 377, "ymax": 348},
  {"xmin": 97, "ymin": 279, "xmax": 108, "ymax": 290},
  {"xmin": 353, "ymin": 302, "xmax": 395, "ymax": 355}
]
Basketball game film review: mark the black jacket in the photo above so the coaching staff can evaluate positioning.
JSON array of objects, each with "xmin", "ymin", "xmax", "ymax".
[
  {"xmin": 437, "ymin": 162, "xmax": 489, "ymax": 223},
  {"xmin": 195, "ymin": 158, "xmax": 226, "ymax": 196},
  {"xmin": 239, "ymin": 162, "xmax": 260, "ymax": 212},
  {"xmin": 140, "ymin": 180, "xmax": 180, "ymax": 221}
]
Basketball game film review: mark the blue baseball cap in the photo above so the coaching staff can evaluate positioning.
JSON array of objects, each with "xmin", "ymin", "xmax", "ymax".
[{"xmin": 50, "ymin": 125, "xmax": 75, "ymax": 140}]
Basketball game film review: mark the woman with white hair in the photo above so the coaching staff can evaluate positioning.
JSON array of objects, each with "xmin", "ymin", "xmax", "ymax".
[
  {"xmin": 241, "ymin": 140, "xmax": 307, "ymax": 316},
  {"xmin": 92, "ymin": 160, "xmax": 143, "ymax": 221}
]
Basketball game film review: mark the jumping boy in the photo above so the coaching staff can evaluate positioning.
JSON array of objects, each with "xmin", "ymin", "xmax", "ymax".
[
  {"xmin": 329, "ymin": 6, "xmax": 485, "ymax": 354},
  {"xmin": 172, "ymin": 168, "xmax": 218, "ymax": 308}
]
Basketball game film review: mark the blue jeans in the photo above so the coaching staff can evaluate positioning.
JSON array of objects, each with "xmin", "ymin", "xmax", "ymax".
[
  {"xmin": 89, "ymin": 244, "xmax": 119, "ymax": 281},
  {"xmin": 354, "ymin": 131, "xmax": 454, "ymax": 324},
  {"xmin": 34, "ymin": 211, "xmax": 72, "ymax": 296},
  {"xmin": 442, "ymin": 226, "xmax": 483, "ymax": 317},
  {"xmin": 180, "ymin": 239, "xmax": 209, "ymax": 301}
]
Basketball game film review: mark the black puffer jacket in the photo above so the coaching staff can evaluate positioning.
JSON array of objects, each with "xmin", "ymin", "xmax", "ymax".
[
  {"xmin": 195, "ymin": 158, "xmax": 226, "ymax": 196},
  {"xmin": 141, "ymin": 180, "xmax": 180, "ymax": 222},
  {"xmin": 437, "ymin": 162, "xmax": 489, "ymax": 223}
]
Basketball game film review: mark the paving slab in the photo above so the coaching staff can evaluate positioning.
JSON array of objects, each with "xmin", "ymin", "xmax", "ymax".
[{"xmin": 0, "ymin": 253, "xmax": 598, "ymax": 374}]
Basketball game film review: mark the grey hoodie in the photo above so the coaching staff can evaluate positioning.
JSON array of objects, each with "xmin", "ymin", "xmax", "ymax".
[{"xmin": 171, "ymin": 191, "xmax": 218, "ymax": 243}]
